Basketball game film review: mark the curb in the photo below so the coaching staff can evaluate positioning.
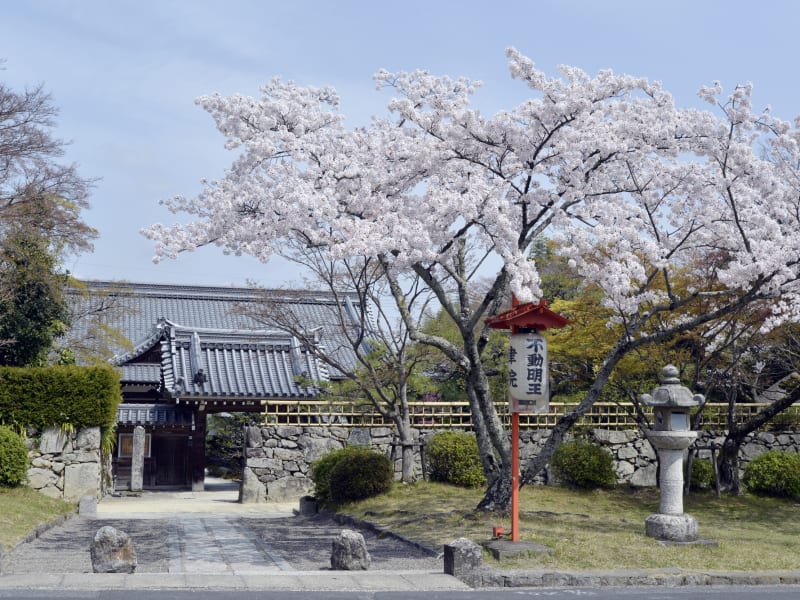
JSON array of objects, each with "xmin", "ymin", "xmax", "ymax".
[{"xmin": 477, "ymin": 568, "xmax": 800, "ymax": 588}]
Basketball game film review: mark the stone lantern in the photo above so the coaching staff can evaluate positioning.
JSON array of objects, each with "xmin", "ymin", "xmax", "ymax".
[{"xmin": 639, "ymin": 365, "xmax": 704, "ymax": 542}]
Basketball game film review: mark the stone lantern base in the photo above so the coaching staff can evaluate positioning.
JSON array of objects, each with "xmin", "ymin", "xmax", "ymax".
[{"xmin": 645, "ymin": 513, "xmax": 698, "ymax": 542}]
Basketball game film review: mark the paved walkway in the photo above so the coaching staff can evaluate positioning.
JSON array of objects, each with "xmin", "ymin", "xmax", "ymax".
[{"xmin": 0, "ymin": 478, "xmax": 465, "ymax": 592}]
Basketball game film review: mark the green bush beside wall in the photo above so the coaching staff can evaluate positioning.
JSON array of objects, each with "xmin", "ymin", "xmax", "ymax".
[{"xmin": 0, "ymin": 365, "xmax": 121, "ymax": 431}]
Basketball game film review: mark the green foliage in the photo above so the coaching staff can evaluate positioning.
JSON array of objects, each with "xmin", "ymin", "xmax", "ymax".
[
  {"xmin": 689, "ymin": 458, "xmax": 715, "ymax": 491},
  {"xmin": 742, "ymin": 451, "xmax": 800, "ymax": 499},
  {"xmin": 0, "ymin": 365, "xmax": 121, "ymax": 431},
  {"xmin": 550, "ymin": 439, "xmax": 617, "ymax": 489},
  {"xmin": 0, "ymin": 425, "xmax": 28, "ymax": 487},
  {"xmin": 311, "ymin": 447, "xmax": 350, "ymax": 507},
  {"xmin": 0, "ymin": 231, "xmax": 71, "ymax": 366},
  {"xmin": 328, "ymin": 447, "xmax": 394, "ymax": 503},
  {"xmin": 206, "ymin": 413, "xmax": 254, "ymax": 478},
  {"xmin": 311, "ymin": 446, "xmax": 394, "ymax": 506},
  {"xmin": 426, "ymin": 431, "xmax": 487, "ymax": 488}
]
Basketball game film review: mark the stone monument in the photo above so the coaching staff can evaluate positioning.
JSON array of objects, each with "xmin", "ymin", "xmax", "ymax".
[
  {"xmin": 640, "ymin": 365, "xmax": 703, "ymax": 542},
  {"xmin": 130, "ymin": 425, "xmax": 145, "ymax": 492}
]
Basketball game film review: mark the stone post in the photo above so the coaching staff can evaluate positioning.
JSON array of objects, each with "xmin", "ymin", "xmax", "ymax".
[
  {"xmin": 444, "ymin": 538, "xmax": 483, "ymax": 587},
  {"xmin": 130, "ymin": 425, "xmax": 145, "ymax": 492}
]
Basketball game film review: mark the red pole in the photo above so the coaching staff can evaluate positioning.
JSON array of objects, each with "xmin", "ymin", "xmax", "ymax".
[
  {"xmin": 510, "ymin": 293, "xmax": 520, "ymax": 542},
  {"xmin": 511, "ymin": 410, "xmax": 520, "ymax": 542}
]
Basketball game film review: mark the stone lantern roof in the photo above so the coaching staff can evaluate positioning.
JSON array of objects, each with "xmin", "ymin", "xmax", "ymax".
[{"xmin": 640, "ymin": 365, "xmax": 704, "ymax": 408}]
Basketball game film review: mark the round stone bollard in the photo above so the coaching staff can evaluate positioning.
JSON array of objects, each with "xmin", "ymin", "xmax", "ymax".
[
  {"xmin": 90, "ymin": 526, "xmax": 137, "ymax": 573},
  {"xmin": 330, "ymin": 529, "xmax": 371, "ymax": 570}
]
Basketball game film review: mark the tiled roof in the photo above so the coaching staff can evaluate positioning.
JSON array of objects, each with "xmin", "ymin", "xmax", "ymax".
[
  {"xmin": 66, "ymin": 280, "xmax": 366, "ymax": 376},
  {"xmin": 120, "ymin": 364, "xmax": 161, "ymax": 385},
  {"xmin": 155, "ymin": 320, "xmax": 326, "ymax": 398},
  {"xmin": 117, "ymin": 403, "xmax": 195, "ymax": 427}
]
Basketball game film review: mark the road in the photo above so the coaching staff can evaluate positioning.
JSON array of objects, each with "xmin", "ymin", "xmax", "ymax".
[{"xmin": 0, "ymin": 586, "xmax": 799, "ymax": 599}]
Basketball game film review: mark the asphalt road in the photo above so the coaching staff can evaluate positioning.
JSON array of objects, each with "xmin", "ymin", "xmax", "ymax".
[{"xmin": 1, "ymin": 585, "xmax": 800, "ymax": 599}]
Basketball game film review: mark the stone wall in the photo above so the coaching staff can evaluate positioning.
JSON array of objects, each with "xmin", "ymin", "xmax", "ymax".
[
  {"xmin": 240, "ymin": 425, "xmax": 412, "ymax": 502},
  {"xmin": 26, "ymin": 426, "xmax": 103, "ymax": 502},
  {"xmin": 241, "ymin": 424, "xmax": 800, "ymax": 502}
]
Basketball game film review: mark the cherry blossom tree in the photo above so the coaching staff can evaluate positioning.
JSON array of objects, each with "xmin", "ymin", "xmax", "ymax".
[{"xmin": 144, "ymin": 49, "xmax": 800, "ymax": 510}]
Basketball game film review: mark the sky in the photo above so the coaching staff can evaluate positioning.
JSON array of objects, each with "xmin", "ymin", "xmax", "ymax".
[{"xmin": 2, "ymin": 0, "xmax": 799, "ymax": 289}]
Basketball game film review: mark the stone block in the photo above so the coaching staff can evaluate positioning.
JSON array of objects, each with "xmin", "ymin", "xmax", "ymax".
[
  {"xmin": 639, "ymin": 441, "xmax": 657, "ymax": 460},
  {"xmin": 63, "ymin": 462, "xmax": 101, "ymax": 502},
  {"xmin": 246, "ymin": 426, "xmax": 263, "ymax": 448},
  {"xmin": 614, "ymin": 461, "xmax": 635, "ymax": 478},
  {"xmin": 303, "ymin": 437, "xmax": 343, "ymax": 462},
  {"xmin": 299, "ymin": 495, "xmax": 318, "ymax": 515},
  {"xmin": 76, "ymin": 427, "xmax": 101, "ymax": 450},
  {"xmin": 27, "ymin": 467, "xmax": 59, "ymax": 490},
  {"xmin": 38, "ymin": 485, "xmax": 63, "ymax": 499},
  {"xmin": 74, "ymin": 450, "xmax": 101, "ymax": 463},
  {"xmin": 277, "ymin": 426, "xmax": 303, "ymax": 437},
  {"xmin": 246, "ymin": 457, "xmax": 282, "ymax": 470},
  {"xmin": 91, "ymin": 526, "xmax": 137, "ymax": 573},
  {"xmin": 592, "ymin": 429, "xmax": 635, "ymax": 445},
  {"xmin": 273, "ymin": 447, "xmax": 300, "ymax": 460},
  {"xmin": 31, "ymin": 457, "xmax": 52, "ymax": 469},
  {"xmin": 39, "ymin": 427, "xmax": 70, "ymax": 454},
  {"xmin": 444, "ymin": 537, "xmax": 482, "ymax": 587},
  {"xmin": 239, "ymin": 467, "xmax": 267, "ymax": 503},
  {"xmin": 331, "ymin": 529, "xmax": 371, "ymax": 570},
  {"xmin": 629, "ymin": 463, "xmax": 657, "ymax": 487},
  {"xmin": 348, "ymin": 428, "xmax": 372, "ymax": 446},
  {"xmin": 741, "ymin": 442, "xmax": 765, "ymax": 459},
  {"xmin": 267, "ymin": 475, "xmax": 313, "ymax": 501},
  {"xmin": 79, "ymin": 495, "xmax": 98, "ymax": 516}
]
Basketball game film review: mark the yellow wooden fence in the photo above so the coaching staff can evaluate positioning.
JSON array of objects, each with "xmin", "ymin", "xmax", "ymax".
[{"xmin": 262, "ymin": 400, "xmax": 800, "ymax": 431}]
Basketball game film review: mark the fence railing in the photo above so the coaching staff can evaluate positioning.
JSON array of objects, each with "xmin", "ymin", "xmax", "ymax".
[{"xmin": 262, "ymin": 400, "xmax": 800, "ymax": 431}]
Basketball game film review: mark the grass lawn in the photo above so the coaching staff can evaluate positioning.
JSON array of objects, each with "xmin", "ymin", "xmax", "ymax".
[
  {"xmin": 339, "ymin": 482, "xmax": 800, "ymax": 571},
  {"xmin": 0, "ymin": 486, "xmax": 74, "ymax": 550}
]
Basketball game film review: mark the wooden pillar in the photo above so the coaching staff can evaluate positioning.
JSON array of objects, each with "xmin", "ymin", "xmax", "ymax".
[{"xmin": 190, "ymin": 410, "xmax": 207, "ymax": 492}]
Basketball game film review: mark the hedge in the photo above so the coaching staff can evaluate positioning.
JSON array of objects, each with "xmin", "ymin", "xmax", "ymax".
[{"xmin": 0, "ymin": 365, "xmax": 121, "ymax": 431}]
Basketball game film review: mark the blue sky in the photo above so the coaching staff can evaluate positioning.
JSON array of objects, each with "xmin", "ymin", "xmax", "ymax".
[{"xmin": 2, "ymin": 0, "xmax": 798, "ymax": 288}]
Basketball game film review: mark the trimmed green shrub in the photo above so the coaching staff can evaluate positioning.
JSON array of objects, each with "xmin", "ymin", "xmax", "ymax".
[
  {"xmin": 0, "ymin": 425, "xmax": 28, "ymax": 487},
  {"xmin": 689, "ymin": 458, "xmax": 715, "ymax": 491},
  {"xmin": 0, "ymin": 365, "xmax": 121, "ymax": 431},
  {"xmin": 550, "ymin": 439, "xmax": 617, "ymax": 489},
  {"xmin": 328, "ymin": 447, "xmax": 393, "ymax": 504},
  {"xmin": 311, "ymin": 447, "xmax": 351, "ymax": 507},
  {"xmin": 311, "ymin": 446, "xmax": 393, "ymax": 506},
  {"xmin": 426, "ymin": 431, "xmax": 487, "ymax": 488},
  {"xmin": 742, "ymin": 451, "xmax": 800, "ymax": 499}
]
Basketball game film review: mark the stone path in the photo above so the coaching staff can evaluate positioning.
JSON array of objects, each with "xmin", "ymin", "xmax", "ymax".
[
  {"xmin": 1, "ymin": 478, "xmax": 448, "ymax": 594},
  {"xmin": 168, "ymin": 516, "xmax": 294, "ymax": 574},
  {"xmin": 3, "ymin": 512, "xmax": 440, "ymax": 575}
]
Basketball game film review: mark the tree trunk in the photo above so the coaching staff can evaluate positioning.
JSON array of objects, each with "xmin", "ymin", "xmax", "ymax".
[
  {"xmin": 718, "ymin": 378, "xmax": 800, "ymax": 494},
  {"xmin": 477, "ymin": 469, "xmax": 512, "ymax": 513},
  {"xmin": 718, "ymin": 435, "xmax": 744, "ymax": 494},
  {"xmin": 462, "ymin": 331, "xmax": 510, "ymax": 499},
  {"xmin": 394, "ymin": 418, "xmax": 417, "ymax": 483}
]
